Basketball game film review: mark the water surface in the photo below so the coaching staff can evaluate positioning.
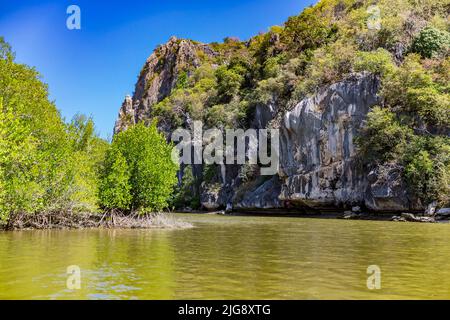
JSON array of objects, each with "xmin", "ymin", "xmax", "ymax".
[{"xmin": 1, "ymin": 214, "xmax": 450, "ymax": 299}]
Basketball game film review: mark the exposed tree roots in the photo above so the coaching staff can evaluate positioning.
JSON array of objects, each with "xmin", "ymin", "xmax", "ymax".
[{"xmin": 1, "ymin": 211, "xmax": 192, "ymax": 231}]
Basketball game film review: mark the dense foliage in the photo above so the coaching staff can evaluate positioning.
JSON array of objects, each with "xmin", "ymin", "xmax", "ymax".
[
  {"xmin": 411, "ymin": 26, "xmax": 450, "ymax": 58},
  {"xmin": 99, "ymin": 122, "xmax": 179, "ymax": 213},
  {"xmin": 0, "ymin": 37, "xmax": 108, "ymax": 222},
  {"xmin": 0, "ymin": 37, "xmax": 178, "ymax": 224},
  {"xmin": 358, "ymin": 53, "xmax": 449, "ymax": 206}
]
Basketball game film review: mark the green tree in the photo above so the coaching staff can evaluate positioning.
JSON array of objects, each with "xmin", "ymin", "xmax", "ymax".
[
  {"xmin": 0, "ymin": 38, "xmax": 108, "ymax": 221},
  {"xmin": 0, "ymin": 101, "xmax": 42, "ymax": 220},
  {"xmin": 67, "ymin": 114, "xmax": 95, "ymax": 151},
  {"xmin": 63, "ymin": 114, "xmax": 109, "ymax": 212},
  {"xmin": 101, "ymin": 122, "xmax": 179, "ymax": 213},
  {"xmin": 99, "ymin": 148, "xmax": 132, "ymax": 210}
]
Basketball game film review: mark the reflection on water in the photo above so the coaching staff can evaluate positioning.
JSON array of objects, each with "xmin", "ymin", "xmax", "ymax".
[{"xmin": 1, "ymin": 214, "xmax": 450, "ymax": 299}]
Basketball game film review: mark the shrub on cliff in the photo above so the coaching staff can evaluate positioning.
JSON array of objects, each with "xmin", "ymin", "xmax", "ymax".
[
  {"xmin": 356, "ymin": 107, "xmax": 412, "ymax": 163},
  {"xmin": 358, "ymin": 108, "xmax": 450, "ymax": 207},
  {"xmin": 357, "ymin": 51, "xmax": 450, "ymax": 207},
  {"xmin": 100, "ymin": 122, "xmax": 179, "ymax": 213},
  {"xmin": 171, "ymin": 165, "xmax": 200, "ymax": 209},
  {"xmin": 404, "ymin": 136, "xmax": 450, "ymax": 206},
  {"xmin": 293, "ymin": 40, "xmax": 356, "ymax": 98},
  {"xmin": 281, "ymin": 3, "xmax": 337, "ymax": 53},
  {"xmin": 381, "ymin": 54, "xmax": 450, "ymax": 130},
  {"xmin": 215, "ymin": 65, "xmax": 245, "ymax": 102},
  {"xmin": 411, "ymin": 27, "xmax": 450, "ymax": 59},
  {"xmin": 354, "ymin": 49, "xmax": 396, "ymax": 76}
]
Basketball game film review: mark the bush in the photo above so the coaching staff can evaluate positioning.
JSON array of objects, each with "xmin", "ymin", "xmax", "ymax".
[
  {"xmin": 354, "ymin": 48, "xmax": 396, "ymax": 76},
  {"xmin": 175, "ymin": 71, "xmax": 189, "ymax": 89},
  {"xmin": 411, "ymin": 27, "xmax": 450, "ymax": 58},
  {"xmin": 215, "ymin": 66, "xmax": 244, "ymax": 102},
  {"xmin": 294, "ymin": 41, "xmax": 356, "ymax": 97},
  {"xmin": 206, "ymin": 99, "xmax": 249, "ymax": 129},
  {"xmin": 381, "ymin": 54, "xmax": 449, "ymax": 130},
  {"xmin": 356, "ymin": 107, "xmax": 412, "ymax": 163},
  {"xmin": 254, "ymin": 57, "xmax": 301, "ymax": 106},
  {"xmin": 406, "ymin": 86, "xmax": 450, "ymax": 127},
  {"xmin": 152, "ymin": 95, "xmax": 184, "ymax": 129},
  {"xmin": 281, "ymin": 5, "xmax": 337, "ymax": 53},
  {"xmin": 404, "ymin": 136, "xmax": 450, "ymax": 205}
]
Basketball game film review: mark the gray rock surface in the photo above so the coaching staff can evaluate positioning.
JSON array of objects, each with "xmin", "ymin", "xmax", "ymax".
[
  {"xmin": 364, "ymin": 164, "xmax": 410, "ymax": 211},
  {"xmin": 200, "ymin": 182, "xmax": 226, "ymax": 211},
  {"xmin": 392, "ymin": 213, "xmax": 436, "ymax": 223},
  {"xmin": 278, "ymin": 73, "xmax": 379, "ymax": 209},
  {"xmin": 233, "ymin": 176, "xmax": 282, "ymax": 210}
]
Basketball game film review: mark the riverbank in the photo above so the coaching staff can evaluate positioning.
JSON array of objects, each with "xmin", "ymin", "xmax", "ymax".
[
  {"xmin": 2, "ymin": 208, "xmax": 449, "ymax": 231},
  {"xmin": 0, "ymin": 211, "xmax": 192, "ymax": 231},
  {"xmin": 178, "ymin": 209, "xmax": 450, "ymax": 223}
]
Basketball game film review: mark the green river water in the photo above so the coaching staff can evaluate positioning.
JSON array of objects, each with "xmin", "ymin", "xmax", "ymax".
[{"xmin": 1, "ymin": 213, "xmax": 450, "ymax": 299}]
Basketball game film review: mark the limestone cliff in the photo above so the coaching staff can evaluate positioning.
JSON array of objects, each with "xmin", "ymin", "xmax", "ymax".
[
  {"xmin": 114, "ymin": 39, "xmax": 425, "ymax": 213},
  {"xmin": 279, "ymin": 73, "xmax": 378, "ymax": 209},
  {"xmin": 114, "ymin": 36, "xmax": 216, "ymax": 134},
  {"xmin": 232, "ymin": 73, "xmax": 416, "ymax": 212},
  {"xmin": 112, "ymin": 0, "xmax": 450, "ymax": 213},
  {"xmin": 283, "ymin": 73, "xmax": 417, "ymax": 211}
]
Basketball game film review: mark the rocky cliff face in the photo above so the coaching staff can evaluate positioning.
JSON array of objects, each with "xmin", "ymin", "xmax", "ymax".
[
  {"xmin": 238, "ymin": 73, "xmax": 425, "ymax": 213},
  {"xmin": 278, "ymin": 73, "xmax": 378, "ymax": 209},
  {"xmin": 115, "ymin": 38, "xmax": 422, "ymax": 213},
  {"xmin": 114, "ymin": 36, "xmax": 216, "ymax": 134},
  {"xmin": 236, "ymin": 73, "xmax": 421, "ymax": 212}
]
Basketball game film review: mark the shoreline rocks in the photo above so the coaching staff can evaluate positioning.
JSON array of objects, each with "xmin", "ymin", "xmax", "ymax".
[{"xmin": 392, "ymin": 213, "xmax": 436, "ymax": 223}]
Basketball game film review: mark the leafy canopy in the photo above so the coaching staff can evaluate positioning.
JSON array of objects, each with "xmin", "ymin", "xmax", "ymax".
[{"xmin": 100, "ymin": 122, "xmax": 179, "ymax": 213}]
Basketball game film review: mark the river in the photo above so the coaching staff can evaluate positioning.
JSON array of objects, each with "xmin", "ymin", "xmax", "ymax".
[{"xmin": 1, "ymin": 213, "xmax": 449, "ymax": 299}]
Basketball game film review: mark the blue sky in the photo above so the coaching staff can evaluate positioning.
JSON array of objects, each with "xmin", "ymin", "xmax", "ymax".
[{"xmin": 0, "ymin": 0, "xmax": 312, "ymax": 138}]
